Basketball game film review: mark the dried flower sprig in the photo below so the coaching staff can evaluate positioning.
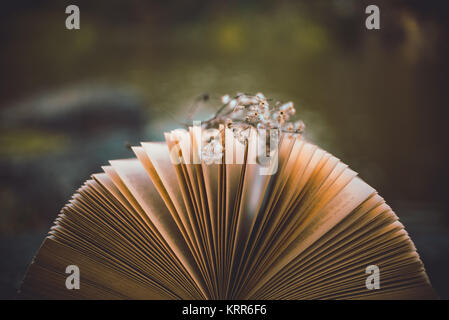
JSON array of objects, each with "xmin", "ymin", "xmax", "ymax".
[
  {"xmin": 197, "ymin": 92, "xmax": 305, "ymax": 163},
  {"xmin": 202, "ymin": 92, "xmax": 305, "ymax": 136}
]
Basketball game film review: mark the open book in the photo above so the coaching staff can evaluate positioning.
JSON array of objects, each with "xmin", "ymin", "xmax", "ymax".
[{"xmin": 20, "ymin": 127, "xmax": 436, "ymax": 299}]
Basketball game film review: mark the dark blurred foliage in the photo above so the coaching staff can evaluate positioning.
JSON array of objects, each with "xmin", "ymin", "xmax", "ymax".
[{"xmin": 0, "ymin": 0, "xmax": 448, "ymax": 298}]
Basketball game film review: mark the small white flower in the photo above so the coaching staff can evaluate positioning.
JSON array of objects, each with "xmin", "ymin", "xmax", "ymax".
[
  {"xmin": 233, "ymin": 126, "xmax": 250, "ymax": 144},
  {"xmin": 202, "ymin": 139, "xmax": 223, "ymax": 164},
  {"xmin": 248, "ymin": 104, "xmax": 258, "ymax": 111},
  {"xmin": 284, "ymin": 122, "xmax": 294, "ymax": 132},
  {"xmin": 259, "ymin": 110, "xmax": 271, "ymax": 122},
  {"xmin": 273, "ymin": 110, "xmax": 289, "ymax": 125},
  {"xmin": 229, "ymin": 99, "xmax": 238, "ymax": 109},
  {"xmin": 280, "ymin": 102, "xmax": 295, "ymax": 115},
  {"xmin": 234, "ymin": 104, "xmax": 245, "ymax": 112},
  {"xmin": 257, "ymin": 122, "xmax": 266, "ymax": 130},
  {"xmin": 257, "ymin": 101, "xmax": 269, "ymax": 112},
  {"xmin": 255, "ymin": 92, "xmax": 266, "ymax": 101},
  {"xmin": 221, "ymin": 94, "xmax": 231, "ymax": 104},
  {"xmin": 294, "ymin": 120, "xmax": 305, "ymax": 133}
]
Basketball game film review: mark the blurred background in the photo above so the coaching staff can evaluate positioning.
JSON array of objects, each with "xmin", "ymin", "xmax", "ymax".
[{"xmin": 0, "ymin": 0, "xmax": 448, "ymax": 299}]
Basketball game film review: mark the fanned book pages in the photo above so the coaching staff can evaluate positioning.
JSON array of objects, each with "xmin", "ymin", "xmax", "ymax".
[{"xmin": 20, "ymin": 126, "xmax": 436, "ymax": 299}]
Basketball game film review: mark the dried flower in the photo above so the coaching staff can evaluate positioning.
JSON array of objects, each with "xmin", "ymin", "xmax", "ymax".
[
  {"xmin": 280, "ymin": 102, "xmax": 295, "ymax": 116},
  {"xmin": 273, "ymin": 110, "xmax": 289, "ymax": 125},
  {"xmin": 221, "ymin": 94, "xmax": 231, "ymax": 104},
  {"xmin": 228, "ymin": 99, "xmax": 238, "ymax": 110},
  {"xmin": 255, "ymin": 92, "xmax": 266, "ymax": 101},
  {"xmin": 258, "ymin": 110, "xmax": 270, "ymax": 122},
  {"xmin": 233, "ymin": 126, "xmax": 250, "ymax": 144},
  {"xmin": 258, "ymin": 102, "xmax": 268, "ymax": 112},
  {"xmin": 199, "ymin": 91, "xmax": 305, "ymax": 156},
  {"xmin": 246, "ymin": 110, "xmax": 260, "ymax": 123},
  {"xmin": 294, "ymin": 120, "xmax": 305, "ymax": 133},
  {"xmin": 202, "ymin": 139, "xmax": 223, "ymax": 164},
  {"xmin": 284, "ymin": 122, "xmax": 294, "ymax": 132}
]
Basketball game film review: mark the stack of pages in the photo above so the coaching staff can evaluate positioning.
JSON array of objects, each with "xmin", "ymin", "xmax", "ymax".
[{"xmin": 20, "ymin": 127, "xmax": 435, "ymax": 299}]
